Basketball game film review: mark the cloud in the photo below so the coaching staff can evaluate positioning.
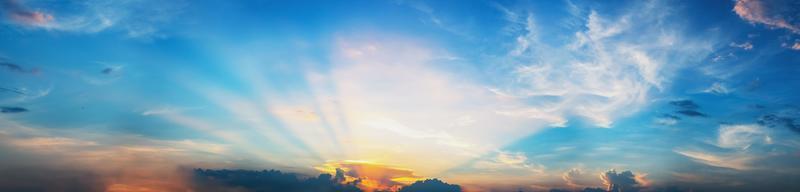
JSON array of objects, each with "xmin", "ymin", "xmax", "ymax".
[
  {"xmin": 792, "ymin": 42, "xmax": 800, "ymax": 50},
  {"xmin": 562, "ymin": 168, "xmax": 597, "ymax": 188},
  {"xmin": 674, "ymin": 124, "xmax": 771, "ymax": 171},
  {"xmin": 600, "ymin": 170, "xmax": 643, "ymax": 192},
  {"xmin": 0, "ymin": 87, "xmax": 25, "ymax": 95},
  {"xmin": 717, "ymin": 124, "xmax": 771, "ymax": 149},
  {"xmin": 676, "ymin": 110, "xmax": 707, "ymax": 117},
  {"xmin": 0, "ymin": 0, "xmax": 184, "ymax": 38},
  {"xmin": 1, "ymin": 0, "xmax": 53, "ymax": 26},
  {"xmin": 729, "ymin": 41, "xmax": 754, "ymax": 50},
  {"xmin": 0, "ymin": 106, "xmax": 27, "ymax": 113},
  {"xmin": 141, "ymin": 106, "xmax": 202, "ymax": 116},
  {"xmin": 101, "ymin": 65, "xmax": 123, "ymax": 75},
  {"xmin": 0, "ymin": 119, "xmax": 232, "ymax": 192},
  {"xmin": 669, "ymin": 100, "xmax": 707, "ymax": 117},
  {"xmin": 758, "ymin": 111, "xmax": 800, "ymax": 133},
  {"xmin": 668, "ymin": 100, "xmax": 699, "ymax": 110},
  {"xmin": 702, "ymin": 82, "xmax": 731, "ymax": 95},
  {"xmin": 733, "ymin": 0, "xmax": 800, "ymax": 33},
  {"xmin": 490, "ymin": 1, "xmax": 712, "ymax": 128},
  {"xmin": 674, "ymin": 150, "xmax": 754, "ymax": 171},
  {"xmin": 655, "ymin": 114, "xmax": 680, "ymax": 126},
  {"xmin": 315, "ymin": 161, "xmax": 422, "ymax": 191},
  {"xmin": 0, "ymin": 62, "xmax": 23, "ymax": 73},
  {"xmin": 468, "ymin": 150, "xmax": 546, "ymax": 175},
  {"xmin": 398, "ymin": 179, "xmax": 462, "ymax": 192},
  {"xmin": 192, "ymin": 169, "xmax": 362, "ymax": 192}
]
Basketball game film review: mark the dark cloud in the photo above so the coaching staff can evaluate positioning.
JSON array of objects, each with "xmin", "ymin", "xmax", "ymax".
[
  {"xmin": 0, "ymin": 62, "xmax": 23, "ymax": 73},
  {"xmin": 0, "ymin": 87, "xmax": 26, "ymax": 95},
  {"xmin": 0, "ymin": 136, "xmax": 104, "ymax": 192},
  {"xmin": 669, "ymin": 100, "xmax": 699, "ymax": 110},
  {"xmin": 601, "ymin": 170, "xmax": 641, "ymax": 192},
  {"xmin": 398, "ymin": 179, "xmax": 461, "ymax": 192},
  {"xmin": 0, "ymin": 167, "xmax": 104, "ymax": 192},
  {"xmin": 0, "ymin": 60, "xmax": 38, "ymax": 74},
  {"xmin": 1, "ymin": 0, "xmax": 53, "ymax": 26},
  {"xmin": 191, "ymin": 169, "xmax": 362, "ymax": 192},
  {"xmin": 668, "ymin": 100, "xmax": 707, "ymax": 117},
  {"xmin": 676, "ymin": 110, "xmax": 706, "ymax": 117},
  {"xmin": 581, "ymin": 188, "xmax": 606, "ymax": 192},
  {"xmin": 0, "ymin": 107, "xmax": 27, "ymax": 113},
  {"xmin": 758, "ymin": 113, "xmax": 800, "ymax": 133},
  {"xmin": 101, "ymin": 67, "xmax": 114, "ymax": 74}
]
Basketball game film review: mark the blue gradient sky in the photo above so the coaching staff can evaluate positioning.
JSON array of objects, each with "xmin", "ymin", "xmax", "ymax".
[{"xmin": 1, "ymin": 0, "xmax": 800, "ymax": 191}]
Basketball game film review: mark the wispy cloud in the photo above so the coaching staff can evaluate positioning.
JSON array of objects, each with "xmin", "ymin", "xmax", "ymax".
[
  {"xmin": 1, "ymin": 0, "xmax": 185, "ymax": 38},
  {"xmin": 729, "ymin": 41, "xmax": 754, "ymax": 50},
  {"xmin": 717, "ymin": 124, "xmax": 771, "ymax": 149},
  {"xmin": 674, "ymin": 149, "xmax": 754, "ymax": 170},
  {"xmin": 491, "ymin": 1, "xmax": 713, "ymax": 128},
  {"xmin": 702, "ymin": 82, "xmax": 731, "ymax": 95},
  {"xmin": 734, "ymin": 0, "xmax": 800, "ymax": 33}
]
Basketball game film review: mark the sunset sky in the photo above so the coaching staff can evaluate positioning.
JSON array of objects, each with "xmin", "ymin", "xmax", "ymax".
[{"xmin": 1, "ymin": 0, "xmax": 800, "ymax": 191}]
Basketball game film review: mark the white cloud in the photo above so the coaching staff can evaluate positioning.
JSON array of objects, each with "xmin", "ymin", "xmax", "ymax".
[
  {"xmin": 562, "ymin": 168, "xmax": 598, "ymax": 188},
  {"xmin": 675, "ymin": 124, "xmax": 772, "ymax": 170},
  {"xmin": 654, "ymin": 117, "xmax": 678, "ymax": 126},
  {"xmin": 141, "ymin": 106, "xmax": 202, "ymax": 116},
  {"xmin": 492, "ymin": 2, "xmax": 712, "ymax": 128},
  {"xmin": 703, "ymin": 82, "xmax": 731, "ymax": 95},
  {"xmin": 2, "ymin": 0, "xmax": 184, "ymax": 38},
  {"xmin": 470, "ymin": 150, "xmax": 546, "ymax": 174},
  {"xmin": 674, "ymin": 149, "xmax": 754, "ymax": 170},
  {"xmin": 717, "ymin": 124, "xmax": 771, "ymax": 150},
  {"xmin": 729, "ymin": 41, "xmax": 754, "ymax": 50}
]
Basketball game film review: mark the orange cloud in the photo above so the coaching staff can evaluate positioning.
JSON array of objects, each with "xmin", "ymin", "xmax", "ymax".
[
  {"xmin": 0, "ymin": 132, "xmax": 227, "ymax": 192},
  {"xmin": 315, "ymin": 160, "xmax": 423, "ymax": 192}
]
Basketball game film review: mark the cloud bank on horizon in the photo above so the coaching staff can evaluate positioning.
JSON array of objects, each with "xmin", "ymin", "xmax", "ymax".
[{"xmin": 1, "ymin": 0, "xmax": 800, "ymax": 191}]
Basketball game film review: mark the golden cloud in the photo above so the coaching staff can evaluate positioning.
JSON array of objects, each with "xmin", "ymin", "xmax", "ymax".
[{"xmin": 315, "ymin": 160, "xmax": 423, "ymax": 192}]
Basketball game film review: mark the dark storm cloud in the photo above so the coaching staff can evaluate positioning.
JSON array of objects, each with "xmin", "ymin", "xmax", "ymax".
[
  {"xmin": 1, "ymin": 107, "xmax": 27, "ymax": 113},
  {"xmin": 601, "ymin": 170, "xmax": 640, "ymax": 192},
  {"xmin": 398, "ymin": 179, "xmax": 461, "ymax": 192},
  {"xmin": 191, "ymin": 169, "xmax": 362, "ymax": 192}
]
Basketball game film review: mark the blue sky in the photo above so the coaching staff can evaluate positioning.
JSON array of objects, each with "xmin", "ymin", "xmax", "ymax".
[{"xmin": 1, "ymin": 0, "xmax": 800, "ymax": 191}]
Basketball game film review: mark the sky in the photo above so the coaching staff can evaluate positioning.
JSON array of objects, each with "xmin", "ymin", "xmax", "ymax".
[{"xmin": 1, "ymin": 0, "xmax": 800, "ymax": 191}]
